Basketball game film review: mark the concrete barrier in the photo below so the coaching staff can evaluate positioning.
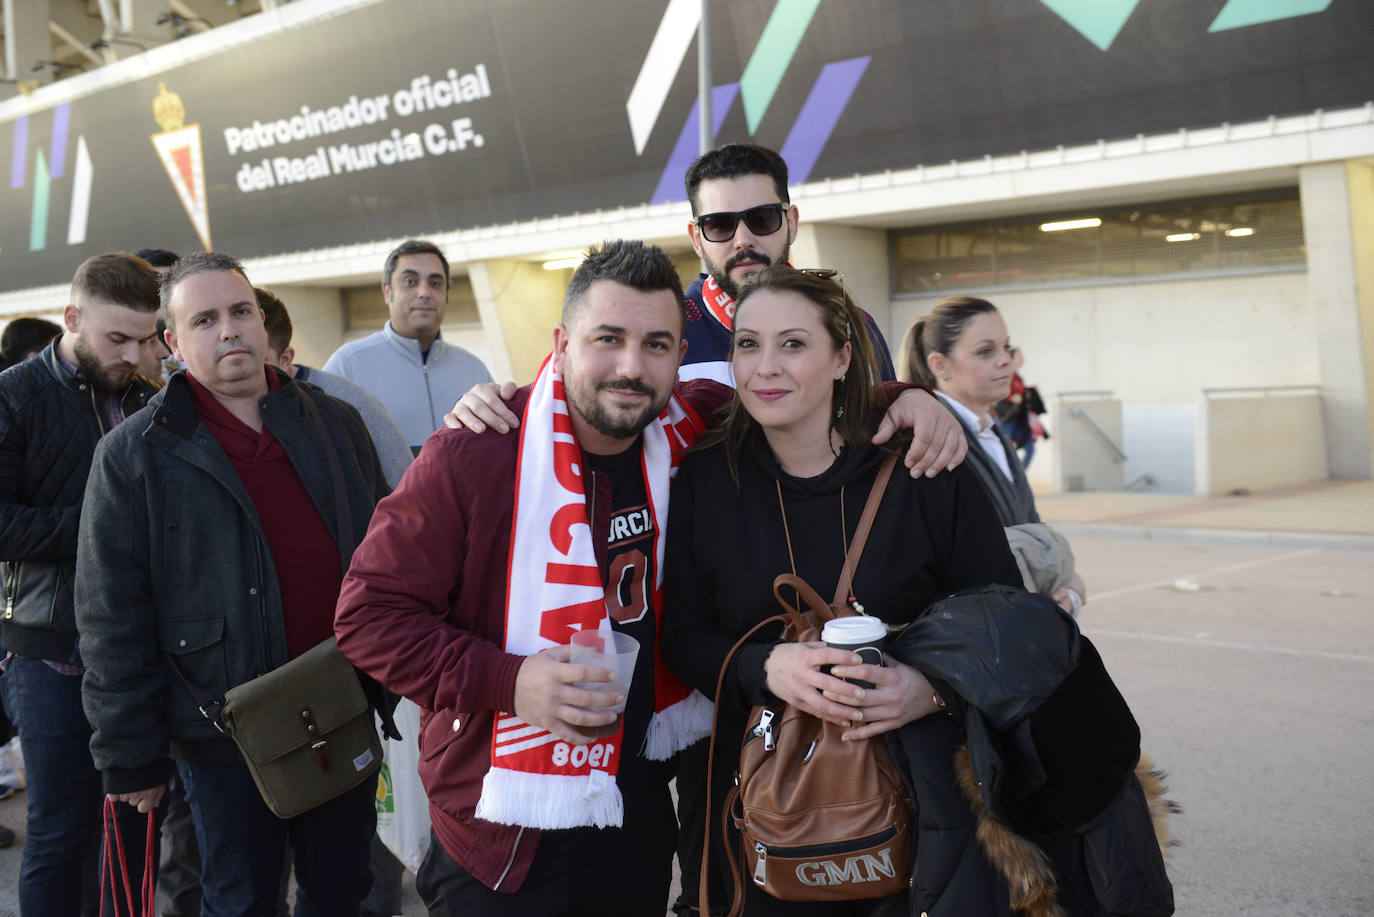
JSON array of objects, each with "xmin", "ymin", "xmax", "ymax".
[
  {"xmin": 1194, "ymin": 387, "xmax": 1326, "ymax": 496},
  {"xmin": 1050, "ymin": 394, "xmax": 1125, "ymax": 492}
]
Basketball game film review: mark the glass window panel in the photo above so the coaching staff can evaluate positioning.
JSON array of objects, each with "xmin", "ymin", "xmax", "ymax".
[{"xmin": 891, "ymin": 190, "xmax": 1304, "ymax": 294}]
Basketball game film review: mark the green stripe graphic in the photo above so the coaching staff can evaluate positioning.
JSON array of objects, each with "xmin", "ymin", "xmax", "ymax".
[
  {"xmin": 740, "ymin": 0, "xmax": 823, "ymax": 134},
  {"xmin": 1209, "ymin": 0, "xmax": 1332, "ymax": 32},
  {"xmin": 29, "ymin": 151, "xmax": 50, "ymax": 252}
]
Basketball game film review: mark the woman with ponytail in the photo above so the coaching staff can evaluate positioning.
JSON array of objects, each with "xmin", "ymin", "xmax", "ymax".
[{"xmin": 900, "ymin": 298, "xmax": 1086, "ymax": 615}]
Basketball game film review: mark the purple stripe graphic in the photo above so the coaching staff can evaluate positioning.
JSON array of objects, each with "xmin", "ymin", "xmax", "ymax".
[
  {"xmin": 779, "ymin": 57, "xmax": 871, "ymax": 185},
  {"xmin": 650, "ymin": 83, "xmax": 740, "ymax": 205},
  {"xmin": 10, "ymin": 115, "xmax": 28, "ymax": 190},
  {"xmin": 49, "ymin": 103, "xmax": 71, "ymax": 180}
]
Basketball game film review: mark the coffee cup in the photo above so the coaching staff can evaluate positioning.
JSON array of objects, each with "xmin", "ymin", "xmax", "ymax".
[{"xmin": 821, "ymin": 616, "xmax": 886, "ymax": 689}]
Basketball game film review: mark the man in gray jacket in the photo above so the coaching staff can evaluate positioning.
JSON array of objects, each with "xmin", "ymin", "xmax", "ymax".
[
  {"xmin": 324, "ymin": 239, "xmax": 492, "ymax": 450},
  {"xmin": 76, "ymin": 252, "xmax": 389, "ymax": 916}
]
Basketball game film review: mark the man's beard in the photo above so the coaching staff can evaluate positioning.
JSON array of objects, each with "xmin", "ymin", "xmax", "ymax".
[
  {"xmin": 706, "ymin": 237, "xmax": 791, "ymax": 300},
  {"xmin": 72, "ymin": 336, "xmax": 135, "ymax": 393},
  {"xmin": 566, "ymin": 376, "xmax": 670, "ymax": 442}
]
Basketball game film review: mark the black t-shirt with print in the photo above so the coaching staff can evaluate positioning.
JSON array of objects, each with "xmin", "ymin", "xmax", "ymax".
[{"xmin": 534, "ymin": 441, "xmax": 676, "ymax": 865}]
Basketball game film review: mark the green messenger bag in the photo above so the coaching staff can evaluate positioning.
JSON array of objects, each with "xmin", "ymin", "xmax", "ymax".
[{"xmin": 220, "ymin": 637, "xmax": 382, "ymax": 819}]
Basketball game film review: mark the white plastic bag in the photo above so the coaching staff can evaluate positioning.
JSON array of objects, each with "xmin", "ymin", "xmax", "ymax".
[{"xmin": 374, "ymin": 698, "xmax": 431, "ymax": 873}]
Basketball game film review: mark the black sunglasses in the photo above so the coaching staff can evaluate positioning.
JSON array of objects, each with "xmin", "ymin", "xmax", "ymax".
[{"xmin": 694, "ymin": 203, "xmax": 786, "ymax": 243}]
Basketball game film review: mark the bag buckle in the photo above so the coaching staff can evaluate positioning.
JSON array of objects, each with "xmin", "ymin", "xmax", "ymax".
[
  {"xmin": 300, "ymin": 707, "xmax": 329, "ymax": 771},
  {"xmin": 198, "ymin": 700, "xmax": 227, "ymax": 735}
]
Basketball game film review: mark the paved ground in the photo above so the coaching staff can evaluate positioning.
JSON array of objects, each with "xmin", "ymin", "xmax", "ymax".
[{"xmin": 2, "ymin": 481, "xmax": 1370, "ymax": 916}]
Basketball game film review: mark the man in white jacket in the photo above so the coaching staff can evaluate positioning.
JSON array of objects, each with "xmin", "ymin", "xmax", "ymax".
[{"xmin": 325, "ymin": 239, "xmax": 491, "ymax": 450}]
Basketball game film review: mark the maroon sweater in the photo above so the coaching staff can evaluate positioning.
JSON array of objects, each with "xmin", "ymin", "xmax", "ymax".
[{"xmin": 188, "ymin": 371, "xmax": 341, "ymax": 659}]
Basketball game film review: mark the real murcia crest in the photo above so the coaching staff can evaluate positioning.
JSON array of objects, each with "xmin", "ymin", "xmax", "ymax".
[{"xmin": 150, "ymin": 82, "xmax": 211, "ymax": 250}]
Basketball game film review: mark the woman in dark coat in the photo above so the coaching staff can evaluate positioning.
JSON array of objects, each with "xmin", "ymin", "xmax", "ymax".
[{"xmin": 663, "ymin": 268, "xmax": 1172, "ymax": 917}]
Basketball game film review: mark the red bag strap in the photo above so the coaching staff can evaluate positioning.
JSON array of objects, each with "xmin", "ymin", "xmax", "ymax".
[{"xmin": 100, "ymin": 796, "xmax": 155, "ymax": 917}]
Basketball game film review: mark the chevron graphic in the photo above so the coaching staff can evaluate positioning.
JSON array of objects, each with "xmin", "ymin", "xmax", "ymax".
[
  {"xmin": 1209, "ymin": 0, "xmax": 1333, "ymax": 31},
  {"xmin": 739, "ymin": 0, "xmax": 823, "ymax": 134},
  {"xmin": 10, "ymin": 114, "xmax": 28, "ymax": 190},
  {"xmin": 1039, "ymin": 0, "xmax": 1142, "ymax": 52},
  {"xmin": 29, "ymin": 151, "xmax": 50, "ymax": 252},
  {"xmin": 625, "ymin": 0, "xmax": 701, "ymax": 155}
]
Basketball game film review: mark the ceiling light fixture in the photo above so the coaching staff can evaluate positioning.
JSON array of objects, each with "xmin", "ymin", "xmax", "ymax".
[
  {"xmin": 1039, "ymin": 217, "xmax": 1102, "ymax": 232},
  {"xmin": 1225, "ymin": 227, "xmax": 1254, "ymax": 237},
  {"xmin": 1165, "ymin": 232, "xmax": 1201, "ymax": 243}
]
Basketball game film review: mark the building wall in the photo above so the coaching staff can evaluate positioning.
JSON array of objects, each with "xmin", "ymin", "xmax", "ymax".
[{"xmin": 891, "ymin": 270, "xmax": 1317, "ymax": 491}]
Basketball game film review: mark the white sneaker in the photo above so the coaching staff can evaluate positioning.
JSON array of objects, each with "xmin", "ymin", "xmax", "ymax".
[{"xmin": 0, "ymin": 737, "xmax": 24, "ymax": 791}]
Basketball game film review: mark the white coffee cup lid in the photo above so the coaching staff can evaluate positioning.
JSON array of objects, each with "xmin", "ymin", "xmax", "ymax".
[{"xmin": 821, "ymin": 615, "xmax": 886, "ymax": 643}]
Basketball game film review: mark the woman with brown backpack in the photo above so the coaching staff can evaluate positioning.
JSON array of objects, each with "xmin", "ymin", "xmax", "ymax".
[{"xmin": 661, "ymin": 267, "xmax": 1172, "ymax": 917}]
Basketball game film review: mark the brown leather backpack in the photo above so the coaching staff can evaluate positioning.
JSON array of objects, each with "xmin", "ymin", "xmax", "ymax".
[{"xmin": 701, "ymin": 455, "xmax": 912, "ymax": 915}]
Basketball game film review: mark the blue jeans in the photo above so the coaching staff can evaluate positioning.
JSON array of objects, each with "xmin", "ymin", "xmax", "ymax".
[
  {"xmin": 3, "ymin": 655, "xmax": 155, "ymax": 916},
  {"xmin": 179, "ymin": 760, "xmax": 375, "ymax": 917}
]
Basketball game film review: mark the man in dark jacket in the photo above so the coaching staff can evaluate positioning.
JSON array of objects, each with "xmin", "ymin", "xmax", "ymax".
[
  {"xmin": 679, "ymin": 142, "xmax": 895, "ymax": 385},
  {"xmin": 0, "ymin": 252, "xmax": 162, "ymax": 915},
  {"xmin": 76, "ymin": 252, "xmax": 389, "ymax": 917}
]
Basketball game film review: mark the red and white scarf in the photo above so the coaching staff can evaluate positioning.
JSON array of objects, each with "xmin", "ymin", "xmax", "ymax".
[
  {"xmin": 701, "ymin": 274, "xmax": 737, "ymax": 331},
  {"xmin": 474, "ymin": 357, "xmax": 713, "ymax": 829}
]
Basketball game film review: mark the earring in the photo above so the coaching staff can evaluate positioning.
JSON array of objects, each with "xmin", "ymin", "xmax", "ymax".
[{"xmin": 834, "ymin": 376, "xmax": 846, "ymax": 419}]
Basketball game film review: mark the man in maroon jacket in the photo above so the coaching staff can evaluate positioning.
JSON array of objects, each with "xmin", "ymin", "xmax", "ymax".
[{"xmin": 336, "ymin": 241, "xmax": 715, "ymax": 916}]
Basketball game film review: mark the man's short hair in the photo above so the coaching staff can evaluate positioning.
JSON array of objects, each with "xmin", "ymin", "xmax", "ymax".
[
  {"xmin": 383, "ymin": 239, "xmax": 450, "ymax": 289},
  {"xmin": 0, "ymin": 317, "xmax": 62, "ymax": 369},
  {"xmin": 561, "ymin": 240, "xmax": 685, "ymax": 329},
  {"xmin": 134, "ymin": 248, "xmax": 180, "ymax": 269},
  {"xmin": 255, "ymin": 288, "xmax": 292, "ymax": 357},
  {"xmin": 159, "ymin": 251, "xmax": 251, "ymax": 332},
  {"xmin": 71, "ymin": 252, "xmax": 161, "ymax": 314},
  {"xmin": 684, "ymin": 142, "xmax": 790, "ymax": 216}
]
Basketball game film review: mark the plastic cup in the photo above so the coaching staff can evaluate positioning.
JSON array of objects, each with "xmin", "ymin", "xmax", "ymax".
[
  {"xmin": 821, "ymin": 616, "xmax": 886, "ymax": 689},
  {"xmin": 569, "ymin": 630, "xmax": 639, "ymax": 716}
]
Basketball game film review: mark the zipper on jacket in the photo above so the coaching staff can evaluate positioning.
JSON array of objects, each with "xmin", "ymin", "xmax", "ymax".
[
  {"xmin": 3, "ymin": 563, "xmax": 15, "ymax": 619},
  {"xmin": 493, "ymin": 826, "xmax": 526, "ymax": 891},
  {"xmin": 86, "ymin": 385, "xmax": 110, "ymax": 436},
  {"xmin": 423, "ymin": 363, "xmax": 438, "ymax": 433}
]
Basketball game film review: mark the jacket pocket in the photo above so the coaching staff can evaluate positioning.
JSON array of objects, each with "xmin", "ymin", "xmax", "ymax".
[
  {"xmin": 5, "ymin": 560, "xmax": 70, "ymax": 632},
  {"xmin": 420, "ymin": 708, "xmax": 467, "ymax": 762},
  {"xmin": 159, "ymin": 616, "xmax": 229, "ymax": 727}
]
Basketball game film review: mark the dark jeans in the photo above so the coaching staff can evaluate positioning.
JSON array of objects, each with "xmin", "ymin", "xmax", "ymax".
[
  {"xmin": 417, "ymin": 783, "xmax": 676, "ymax": 917},
  {"xmin": 2, "ymin": 655, "xmax": 159, "ymax": 917},
  {"xmin": 157, "ymin": 772, "xmax": 202, "ymax": 917},
  {"xmin": 178, "ymin": 760, "xmax": 375, "ymax": 917}
]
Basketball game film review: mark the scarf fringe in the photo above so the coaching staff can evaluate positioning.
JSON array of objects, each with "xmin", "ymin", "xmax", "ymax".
[
  {"xmin": 644, "ymin": 690, "xmax": 713, "ymax": 761},
  {"xmin": 475, "ymin": 767, "xmax": 624, "ymax": 830}
]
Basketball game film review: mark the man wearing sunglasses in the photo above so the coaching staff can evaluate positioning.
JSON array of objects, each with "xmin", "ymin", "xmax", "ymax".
[{"xmin": 681, "ymin": 142, "xmax": 896, "ymax": 386}]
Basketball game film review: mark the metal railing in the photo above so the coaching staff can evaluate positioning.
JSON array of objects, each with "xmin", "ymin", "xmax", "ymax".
[
  {"xmin": 1202, "ymin": 384, "xmax": 1321, "ymax": 397},
  {"xmin": 1069, "ymin": 407, "xmax": 1128, "ymax": 464}
]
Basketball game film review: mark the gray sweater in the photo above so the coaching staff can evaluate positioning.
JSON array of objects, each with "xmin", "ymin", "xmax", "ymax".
[
  {"xmin": 322, "ymin": 323, "xmax": 492, "ymax": 448},
  {"xmin": 296, "ymin": 365, "xmax": 412, "ymax": 489}
]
